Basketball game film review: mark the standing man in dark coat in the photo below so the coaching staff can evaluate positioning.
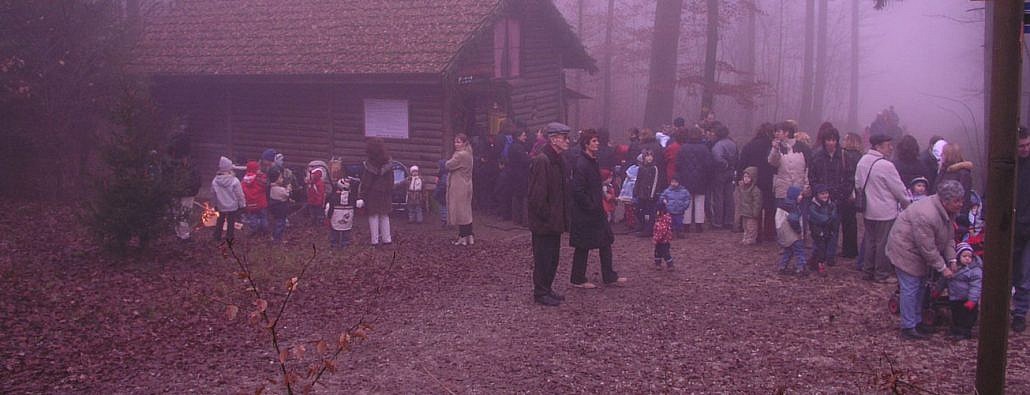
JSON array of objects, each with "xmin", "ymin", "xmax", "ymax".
[
  {"xmin": 738, "ymin": 123, "xmax": 777, "ymax": 242},
  {"xmin": 528, "ymin": 122, "xmax": 573, "ymax": 307},
  {"xmin": 808, "ymin": 126, "xmax": 854, "ymax": 266},
  {"xmin": 569, "ymin": 129, "xmax": 627, "ymax": 289},
  {"xmin": 676, "ymin": 126, "xmax": 715, "ymax": 233}
]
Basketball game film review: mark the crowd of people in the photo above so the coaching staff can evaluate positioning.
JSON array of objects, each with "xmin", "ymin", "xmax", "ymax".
[{"xmin": 170, "ymin": 109, "xmax": 1030, "ymax": 340}]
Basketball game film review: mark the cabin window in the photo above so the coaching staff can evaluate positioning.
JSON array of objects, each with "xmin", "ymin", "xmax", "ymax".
[
  {"xmin": 363, "ymin": 99, "xmax": 409, "ymax": 139},
  {"xmin": 493, "ymin": 17, "xmax": 521, "ymax": 79}
]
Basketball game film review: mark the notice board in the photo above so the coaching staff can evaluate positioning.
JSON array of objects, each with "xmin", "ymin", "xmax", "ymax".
[{"xmin": 364, "ymin": 99, "xmax": 409, "ymax": 139}]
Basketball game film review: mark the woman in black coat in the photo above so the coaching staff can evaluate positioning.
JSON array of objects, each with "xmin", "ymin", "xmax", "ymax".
[
  {"xmin": 737, "ymin": 123, "xmax": 777, "ymax": 242},
  {"xmin": 893, "ymin": 135, "xmax": 930, "ymax": 187},
  {"xmin": 569, "ymin": 129, "xmax": 625, "ymax": 288}
]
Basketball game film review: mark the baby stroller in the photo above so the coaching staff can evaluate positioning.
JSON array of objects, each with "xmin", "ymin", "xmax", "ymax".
[{"xmin": 888, "ymin": 270, "xmax": 952, "ymax": 327}]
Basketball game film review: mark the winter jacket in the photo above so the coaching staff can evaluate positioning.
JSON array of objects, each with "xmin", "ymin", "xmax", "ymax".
[
  {"xmin": 948, "ymin": 257, "xmax": 983, "ymax": 303},
  {"xmin": 675, "ymin": 140, "xmax": 714, "ymax": 195},
  {"xmin": 634, "ymin": 162, "xmax": 660, "ymax": 201},
  {"xmin": 768, "ymin": 139, "xmax": 809, "ymax": 199},
  {"xmin": 404, "ymin": 176, "xmax": 426, "ymax": 206},
  {"xmin": 711, "ymin": 137, "xmax": 739, "ymax": 174},
  {"xmin": 734, "ymin": 167, "xmax": 763, "ymax": 218},
  {"xmin": 359, "ymin": 160, "xmax": 395, "ymax": 216},
  {"xmin": 886, "ymin": 195, "xmax": 956, "ymax": 277},
  {"xmin": 569, "ymin": 151, "xmax": 615, "ymax": 249},
  {"xmin": 434, "ymin": 159, "xmax": 448, "ymax": 205},
  {"xmin": 938, "ymin": 161, "xmax": 974, "ymax": 210},
  {"xmin": 306, "ymin": 167, "xmax": 327, "ymax": 206},
  {"xmin": 653, "ymin": 212, "xmax": 673, "ymax": 244},
  {"xmin": 918, "ymin": 148, "xmax": 940, "ymax": 190},
  {"xmin": 663, "ymin": 141, "xmax": 681, "ymax": 183},
  {"xmin": 527, "ymin": 144, "xmax": 570, "ymax": 235},
  {"xmin": 775, "ymin": 189, "xmax": 804, "ymax": 248},
  {"xmin": 212, "ymin": 157, "xmax": 246, "ymax": 212},
  {"xmin": 660, "ymin": 185, "xmax": 691, "ymax": 215},
  {"xmin": 327, "ymin": 178, "xmax": 356, "ymax": 231},
  {"xmin": 738, "ymin": 135, "xmax": 776, "ymax": 197},
  {"xmin": 212, "ymin": 173, "xmax": 246, "ymax": 212},
  {"xmin": 506, "ymin": 140, "xmax": 531, "ymax": 198},
  {"xmin": 640, "ymin": 141, "xmax": 666, "ymax": 190},
  {"xmin": 806, "ymin": 197, "xmax": 839, "ymax": 239},
  {"xmin": 242, "ymin": 169, "xmax": 269, "ymax": 213},
  {"xmin": 855, "ymin": 149, "xmax": 910, "ymax": 221},
  {"xmin": 893, "ymin": 157, "xmax": 930, "ymax": 189},
  {"xmin": 446, "ymin": 147, "xmax": 474, "ymax": 225},
  {"xmin": 808, "ymin": 147, "xmax": 853, "ymax": 204}
]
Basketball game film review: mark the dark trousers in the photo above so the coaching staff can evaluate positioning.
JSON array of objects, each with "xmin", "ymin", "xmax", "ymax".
[
  {"xmin": 863, "ymin": 219, "xmax": 895, "ymax": 280},
  {"xmin": 214, "ymin": 209, "xmax": 240, "ymax": 241},
  {"xmin": 810, "ymin": 232, "xmax": 838, "ymax": 265},
  {"xmin": 511, "ymin": 194, "xmax": 527, "ymax": 226},
  {"xmin": 571, "ymin": 245, "xmax": 617, "ymax": 285},
  {"xmin": 761, "ymin": 191, "xmax": 776, "ymax": 242},
  {"xmin": 459, "ymin": 223, "xmax": 473, "ymax": 237},
  {"xmin": 949, "ymin": 300, "xmax": 979, "ymax": 335},
  {"xmin": 710, "ymin": 172, "xmax": 735, "ymax": 228},
  {"xmin": 532, "ymin": 233, "xmax": 562, "ymax": 298},
  {"xmin": 838, "ymin": 201, "xmax": 858, "ymax": 257},
  {"xmin": 636, "ymin": 198, "xmax": 656, "ymax": 236},
  {"xmin": 654, "ymin": 242, "xmax": 672, "ymax": 265}
]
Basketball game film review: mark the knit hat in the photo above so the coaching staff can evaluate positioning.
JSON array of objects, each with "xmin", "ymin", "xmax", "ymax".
[
  {"xmin": 908, "ymin": 176, "xmax": 929, "ymax": 188},
  {"xmin": 955, "ymin": 242, "xmax": 974, "ymax": 257},
  {"xmin": 786, "ymin": 185, "xmax": 802, "ymax": 202},
  {"xmin": 246, "ymin": 160, "xmax": 259, "ymax": 173},
  {"xmin": 261, "ymin": 149, "xmax": 277, "ymax": 162},
  {"xmin": 409, "ymin": 165, "xmax": 419, "ymax": 173},
  {"xmin": 813, "ymin": 184, "xmax": 830, "ymax": 194},
  {"xmin": 218, "ymin": 156, "xmax": 233, "ymax": 172}
]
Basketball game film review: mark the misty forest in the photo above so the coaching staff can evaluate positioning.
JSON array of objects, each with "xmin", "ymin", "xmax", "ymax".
[{"xmin": 2, "ymin": 0, "xmax": 1029, "ymax": 393}]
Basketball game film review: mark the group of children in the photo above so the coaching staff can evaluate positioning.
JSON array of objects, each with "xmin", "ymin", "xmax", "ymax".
[{"xmin": 207, "ymin": 149, "xmax": 437, "ymax": 249}]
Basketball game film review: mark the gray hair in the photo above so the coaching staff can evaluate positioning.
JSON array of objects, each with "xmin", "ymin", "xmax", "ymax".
[{"xmin": 936, "ymin": 180, "xmax": 965, "ymax": 202}]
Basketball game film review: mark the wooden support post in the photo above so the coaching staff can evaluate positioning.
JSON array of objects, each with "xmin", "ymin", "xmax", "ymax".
[{"xmin": 976, "ymin": 1, "xmax": 1022, "ymax": 393}]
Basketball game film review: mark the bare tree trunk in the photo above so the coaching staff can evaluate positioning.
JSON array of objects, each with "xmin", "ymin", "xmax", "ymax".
[
  {"xmin": 799, "ymin": 0, "xmax": 815, "ymax": 128},
  {"xmin": 700, "ymin": 0, "xmax": 719, "ymax": 118},
  {"xmin": 811, "ymin": 0, "xmax": 828, "ymax": 127},
  {"xmin": 743, "ymin": 1, "xmax": 757, "ymax": 132},
  {"xmin": 642, "ymin": 0, "xmax": 683, "ymax": 129},
  {"xmin": 773, "ymin": 0, "xmax": 785, "ymax": 121},
  {"xmin": 573, "ymin": 0, "xmax": 584, "ymax": 130},
  {"xmin": 602, "ymin": 0, "xmax": 614, "ymax": 130},
  {"xmin": 847, "ymin": 0, "xmax": 859, "ymax": 133}
]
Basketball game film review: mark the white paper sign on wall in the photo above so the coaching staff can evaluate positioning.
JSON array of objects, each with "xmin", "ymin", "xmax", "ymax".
[{"xmin": 364, "ymin": 99, "xmax": 409, "ymax": 139}]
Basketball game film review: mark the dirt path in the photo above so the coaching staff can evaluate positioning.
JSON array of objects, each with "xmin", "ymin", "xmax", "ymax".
[{"xmin": 1, "ymin": 203, "xmax": 1027, "ymax": 393}]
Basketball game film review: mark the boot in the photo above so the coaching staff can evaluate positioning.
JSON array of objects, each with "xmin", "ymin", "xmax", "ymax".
[
  {"xmin": 695, "ymin": 223, "xmax": 704, "ymax": 233},
  {"xmin": 453, "ymin": 236, "xmax": 468, "ymax": 246},
  {"xmin": 467, "ymin": 235, "xmax": 475, "ymax": 245}
]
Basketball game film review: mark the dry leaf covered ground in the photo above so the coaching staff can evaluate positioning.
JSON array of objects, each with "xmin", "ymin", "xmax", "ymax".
[{"xmin": 1, "ymin": 200, "xmax": 1028, "ymax": 393}]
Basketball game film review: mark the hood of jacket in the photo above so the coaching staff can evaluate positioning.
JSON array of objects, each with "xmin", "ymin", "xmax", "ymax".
[{"xmin": 214, "ymin": 172, "xmax": 238, "ymax": 187}]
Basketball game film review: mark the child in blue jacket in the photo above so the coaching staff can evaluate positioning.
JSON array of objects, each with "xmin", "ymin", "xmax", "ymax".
[{"xmin": 660, "ymin": 178, "xmax": 691, "ymax": 237}]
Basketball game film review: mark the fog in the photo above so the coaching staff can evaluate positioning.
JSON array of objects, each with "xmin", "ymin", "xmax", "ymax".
[
  {"xmin": 858, "ymin": 1, "xmax": 984, "ymax": 151},
  {"xmin": 560, "ymin": 0, "xmax": 988, "ymax": 156}
]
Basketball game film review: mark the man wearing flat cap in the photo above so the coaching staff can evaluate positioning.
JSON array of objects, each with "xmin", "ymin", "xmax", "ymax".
[
  {"xmin": 527, "ymin": 122, "xmax": 572, "ymax": 306},
  {"xmin": 855, "ymin": 133, "xmax": 910, "ymax": 283}
]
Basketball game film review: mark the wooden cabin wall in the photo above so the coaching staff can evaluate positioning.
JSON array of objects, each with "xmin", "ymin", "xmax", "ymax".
[
  {"xmin": 154, "ymin": 81, "xmax": 445, "ymax": 182},
  {"xmin": 507, "ymin": 4, "xmax": 564, "ymax": 133}
]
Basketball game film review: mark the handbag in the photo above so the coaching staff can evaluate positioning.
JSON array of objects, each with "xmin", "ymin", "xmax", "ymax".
[{"xmin": 855, "ymin": 158, "xmax": 884, "ymax": 213}]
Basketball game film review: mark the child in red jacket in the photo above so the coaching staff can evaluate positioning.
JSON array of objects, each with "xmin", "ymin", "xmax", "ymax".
[
  {"xmin": 305, "ymin": 161, "xmax": 329, "ymax": 226},
  {"xmin": 653, "ymin": 202, "xmax": 674, "ymax": 269},
  {"xmin": 241, "ymin": 161, "xmax": 269, "ymax": 236}
]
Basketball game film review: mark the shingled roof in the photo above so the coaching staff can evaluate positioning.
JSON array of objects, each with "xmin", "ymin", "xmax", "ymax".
[{"xmin": 132, "ymin": 0, "xmax": 595, "ymax": 76}]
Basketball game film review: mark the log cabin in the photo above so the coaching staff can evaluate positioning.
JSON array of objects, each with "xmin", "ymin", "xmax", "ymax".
[{"xmin": 132, "ymin": 0, "xmax": 596, "ymax": 180}]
